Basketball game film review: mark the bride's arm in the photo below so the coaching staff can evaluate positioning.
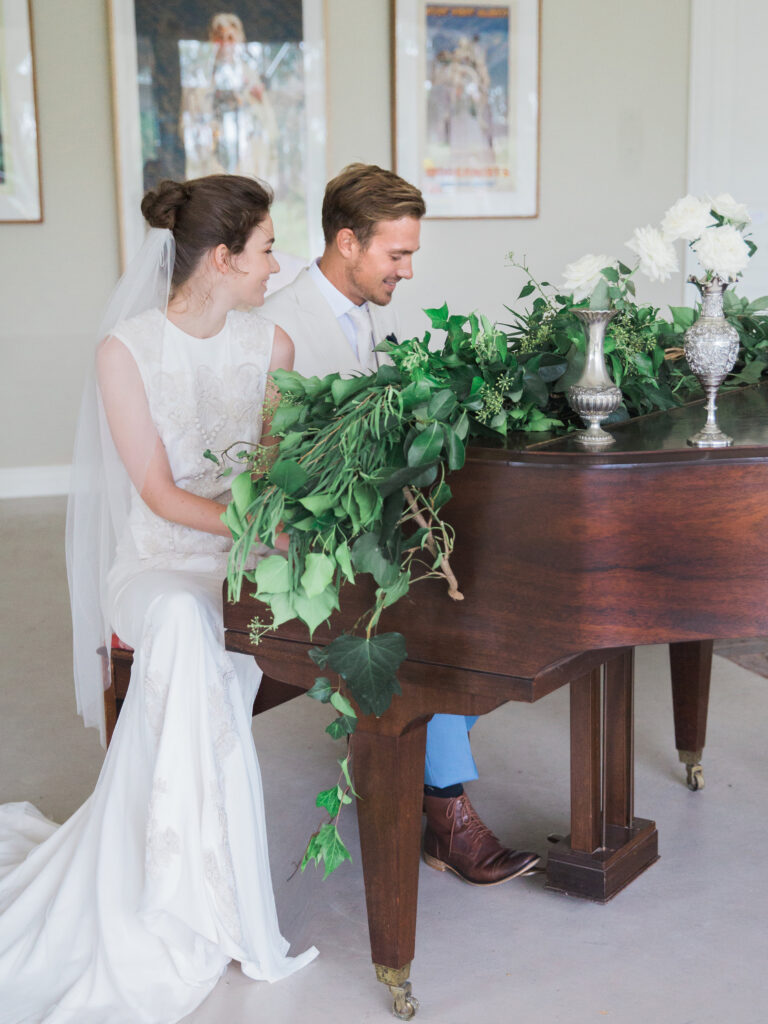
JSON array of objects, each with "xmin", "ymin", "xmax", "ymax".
[
  {"xmin": 97, "ymin": 336, "xmax": 232, "ymax": 538},
  {"xmin": 261, "ymin": 324, "xmax": 294, "ymax": 448}
]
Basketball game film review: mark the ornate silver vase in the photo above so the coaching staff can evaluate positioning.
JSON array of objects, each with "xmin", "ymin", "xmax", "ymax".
[
  {"xmin": 684, "ymin": 276, "xmax": 739, "ymax": 448},
  {"xmin": 567, "ymin": 309, "xmax": 621, "ymax": 447}
]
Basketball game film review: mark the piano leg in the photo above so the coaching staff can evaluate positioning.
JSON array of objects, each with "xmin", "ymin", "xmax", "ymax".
[
  {"xmin": 546, "ymin": 651, "xmax": 659, "ymax": 902},
  {"xmin": 352, "ymin": 717, "xmax": 428, "ymax": 1020},
  {"xmin": 669, "ymin": 639, "xmax": 713, "ymax": 791}
]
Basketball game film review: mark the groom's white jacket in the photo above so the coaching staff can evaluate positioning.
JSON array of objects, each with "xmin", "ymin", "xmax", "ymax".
[{"xmin": 261, "ymin": 266, "xmax": 398, "ymax": 378}]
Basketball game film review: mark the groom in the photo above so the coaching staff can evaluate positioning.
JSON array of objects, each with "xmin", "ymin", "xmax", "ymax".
[{"xmin": 263, "ymin": 163, "xmax": 539, "ymax": 885}]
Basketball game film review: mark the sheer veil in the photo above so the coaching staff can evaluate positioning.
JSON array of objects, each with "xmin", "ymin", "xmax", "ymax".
[{"xmin": 65, "ymin": 228, "xmax": 174, "ymax": 744}]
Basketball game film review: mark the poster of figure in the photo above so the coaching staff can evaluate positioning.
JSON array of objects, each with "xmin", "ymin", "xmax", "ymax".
[
  {"xmin": 395, "ymin": 1, "xmax": 539, "ymax": 219},
  {"xmin": 111, "ymin": 0, "xmax": 325, "ymax": 264},
  {"xmin": 0, "ymin": 0, "xmax": 42, "ymax": 222}
]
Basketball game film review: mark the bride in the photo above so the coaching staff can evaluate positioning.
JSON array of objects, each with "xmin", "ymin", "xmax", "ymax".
[{"xmin": 0, "ymin": 174, "xmax": 317, "ymax": 1023}]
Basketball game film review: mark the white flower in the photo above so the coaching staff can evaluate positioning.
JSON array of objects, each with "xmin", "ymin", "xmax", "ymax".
[
  {"xmin": 625, "ymin": 226, "xmax": 679, "ymax": 282},
  {"xmin": 709, "ymin": 192, "xmax": 751, "ymax": 227},
  {"xmin": 562, "ymin": 253, "xmax": 611, "ymax": 300},
  {"xmin": 691, "ymin": 224, "xmax": 750, "ymax": 279},
  {"xmin": 660, "ymin": 194, "xmax": 713, "ymax": 241}
]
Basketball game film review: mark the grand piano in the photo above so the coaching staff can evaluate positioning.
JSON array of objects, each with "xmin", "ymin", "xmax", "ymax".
[{"xmin": 223, "ymin": 383, "xmax": 768, "ymax": 1018}]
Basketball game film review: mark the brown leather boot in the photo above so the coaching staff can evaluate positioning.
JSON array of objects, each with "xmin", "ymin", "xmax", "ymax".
[{"xmin": 423, "ymin": 793, "xmax": 540, "ymax": 886}]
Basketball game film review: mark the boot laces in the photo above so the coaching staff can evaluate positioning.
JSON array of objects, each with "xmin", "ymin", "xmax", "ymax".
[{"xmin": 446, "ymin": 796, "xmax": 498, "ymax": 855}]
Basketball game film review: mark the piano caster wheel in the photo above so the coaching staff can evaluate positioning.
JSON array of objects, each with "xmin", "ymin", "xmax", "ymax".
[
  {"xmin": 390, "ymin": 981, "xmax": 419, "ymax": 1020},
  {"xmin": 686, "ymin": 763, "xmax": 704, "ymax": 791},
  {"xmin": 376, "ymin": 963, "xmax": 419, "ymax": 1020}
]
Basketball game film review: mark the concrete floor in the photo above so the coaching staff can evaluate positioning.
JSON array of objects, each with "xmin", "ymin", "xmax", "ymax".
[{"xmin": 1, "ymin": 496, "xmax": 767, "ymax": 1024}]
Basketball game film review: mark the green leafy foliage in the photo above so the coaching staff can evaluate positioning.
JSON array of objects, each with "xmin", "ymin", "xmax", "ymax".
[{"xmin": 223, "ymin": 258, "xmax": 768, "ymax": 878}]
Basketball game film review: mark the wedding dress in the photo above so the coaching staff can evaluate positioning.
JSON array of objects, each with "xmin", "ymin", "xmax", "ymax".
[{"xmin": 0, "ymin": 309, "xmax": 317, "ymax": 1023}]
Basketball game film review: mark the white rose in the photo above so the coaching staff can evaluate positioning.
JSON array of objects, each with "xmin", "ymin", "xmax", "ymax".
[
  {"xmin": 691, "ymin": 224, "xmax": 750, "ymax": 279},
  {"xmin": 562, "ymin": 253, "xmax": 611, "ymax": 300},
  {"xmin": 660, "ymin": 194, "xmax": 713, "ymax": 241},
  {"xmin": 709, "ymin": 192, "xmax": 751, "ymax": 227},
  {"xmin": 625, "ymin": 226, "xmax": 679, "ymax": 282}
]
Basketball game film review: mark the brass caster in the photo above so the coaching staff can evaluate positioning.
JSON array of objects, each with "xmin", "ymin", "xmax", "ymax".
[
  {"xmin": 390, "ymin": 981, "xmax": 419, "ymax": 1020},
  {"xmin": 686, "ymin": 763, "xmax": 704, "ymax": 791}
]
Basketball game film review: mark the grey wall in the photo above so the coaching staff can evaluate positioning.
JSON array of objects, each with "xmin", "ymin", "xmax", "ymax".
[{"xmin": 0, "ymin": 0, "xmax": 691, "ymax": 478}]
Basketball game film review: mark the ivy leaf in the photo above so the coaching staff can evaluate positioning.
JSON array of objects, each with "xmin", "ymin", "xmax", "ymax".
[
  {"xmin": 377, "ymin": 571, "xmax": 410, "ymax": 610},
  {"xmin": 338, "ymin": 755, "xmax": 360, "ymax": 798},
  {"xmin": 326, "ymin": 714, "xmax": 357, "ymax": 739},
  {"xmin": 331, "ymin": 375, "xmax": 371, "ymax": 405},
  {"xmin": 270, "ymin": 458, "xmax": 308, "ymax": 495},
  {"xmin": 400, "ymin": 379, "xmax": 433, "ymax": 410},
  {"xmin": 518, "ymin": 282, "xmax": 535, "ymax": 299},
  {"xmin": 203, "ymin": 449, "xmax": 220, "ymax": 464},
  {"xmin": 335, "ymin": 541, "xmax": 355, "ymax": 584},
  {"xmin": 293, "ymin": 585, "xmax": 339, "ymax": 634},
  {"xmin": 306, "ymin": 676, "xmax": 333, "ymax": 702},
  {"xmin": 407, "ymin": 422, "xmax": 443, "ymax": 467},
  {"xmin": 321, "ymin": 633, "xmax": 406, "ymax": 717},
  {"xmin": 270, "ymin": 402, "xmax": 303, "ymax": 435},
  {"xmin": 254, "ymin": 554, "xmax": 291, "ymax": 594},
  {"xmin": 301, "ymin": 822, "xmax": 352, "ymax": 878},
  {"xmin": 316, "ymin": 786, "xmax": 341, "ymax": 818},
  {"xmin": 300, "ymin": 552, "xmax": 335, "ymax": 598},
  {"xmin": 269, "ymin": 590, "xmax": 297, "ymax": 626},
  {"xmin": 424, "ymin": 301, "xmax": 449, "ymax": 328},
  {"xmin": 351, "ymin": 533, "xmax": 401, "ymax": 588},
  {"xmin": 330, "ymin": 690, "xmax": 357, "ymax": 717},
  {"xmin": 299, "ymin": 493, "xmax": 336, "ymax": 515}
]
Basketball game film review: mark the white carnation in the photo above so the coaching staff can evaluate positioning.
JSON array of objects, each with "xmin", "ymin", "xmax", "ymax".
[
  {"xmin": 562, "ymin": 253, "xmax": 611, "ymax": 300},
  {"xmin": 709, "ymin": 192, "xmax": 750, "ymax": 227},
  {"xmin": 625, "ymin": 226, "xmax": 679, "ymax": 282},
  {"xmin": 660, "ymin": 194, "xmax": 712, "ymax": 241},
  {"xmin": 691, "ymin": 224, "xmax": 750, "ymax": 279}
]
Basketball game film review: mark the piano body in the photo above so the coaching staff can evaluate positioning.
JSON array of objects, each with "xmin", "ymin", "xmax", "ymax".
[{"xmin": 223, "ymin": 384, "xmax": 768, "ymax": 1018}]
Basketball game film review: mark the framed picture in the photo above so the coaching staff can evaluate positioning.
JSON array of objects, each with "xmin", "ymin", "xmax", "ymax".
[
  {"xmin": 109, "ymin": 0, "xmax": 326, "ymax": 267},
  {"xmin": 0, "ymin": 0, "xmax": 42, "ymax": 222},
  {"xmin": 393, "ymin": 0, "xmax": 540, "ymax": 219}
]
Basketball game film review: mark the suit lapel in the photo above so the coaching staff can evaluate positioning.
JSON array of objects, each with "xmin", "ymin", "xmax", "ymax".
[{"xmin": 292, "ymin": 270, "xmax": 363, "ymax": 374}]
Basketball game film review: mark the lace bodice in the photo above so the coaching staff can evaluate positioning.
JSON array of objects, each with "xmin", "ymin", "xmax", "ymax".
[{"xmin": 109, "ymin": 308, "xmax": 273, "ymax": 575}]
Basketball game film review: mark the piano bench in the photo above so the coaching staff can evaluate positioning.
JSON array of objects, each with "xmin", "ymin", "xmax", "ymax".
[{"xmin": 102, "ymin": 634, "xmax": 304, "ymax": 746}]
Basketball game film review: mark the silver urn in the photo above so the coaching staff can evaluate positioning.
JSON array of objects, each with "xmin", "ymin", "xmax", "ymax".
[
  {"xmin": 683, "ymin": 276, "xmax": 739, "ymax": 447},
  {"xmin": 567, "ymin": 308, "xmax": 621, "ymax": 447}
]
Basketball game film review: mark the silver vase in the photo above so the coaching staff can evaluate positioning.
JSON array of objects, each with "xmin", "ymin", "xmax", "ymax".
[
  {"xmin": 567, "ymin": 309, "xmax": 621, "ymax": 447},
  {"xmin": 683, "ymin": 276, "xmax": 740, "ymax": 448}
]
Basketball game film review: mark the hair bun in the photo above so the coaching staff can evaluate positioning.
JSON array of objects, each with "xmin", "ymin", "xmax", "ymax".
[{"xmin": 141, "ymin": 180, "xmax": 190, "ymax": 230}]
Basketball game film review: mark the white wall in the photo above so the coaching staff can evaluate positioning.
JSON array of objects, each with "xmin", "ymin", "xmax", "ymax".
[{"xmin": 0, "ymin": 0, "xmax": 692, "ymax": 488}]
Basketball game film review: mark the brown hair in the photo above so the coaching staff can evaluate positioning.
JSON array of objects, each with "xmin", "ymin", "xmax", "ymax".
[
  {"xmin": 321, "ymin": 163, "xmax": 425, "ymax": 249},
  {"xmin": 141, "ymin": 174, "xmax": 273, "ymax": 289}
]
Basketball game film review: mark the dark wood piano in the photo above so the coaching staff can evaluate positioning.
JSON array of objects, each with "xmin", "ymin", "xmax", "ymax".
[{"xmin": 223, "ymin": 383, "xmax": 768, "ymax": 1019}]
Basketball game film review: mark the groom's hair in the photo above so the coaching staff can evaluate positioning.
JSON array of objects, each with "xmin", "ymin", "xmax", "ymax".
[{"xmin": 322, "ymin": 164, "xmax": 425, "ymax": 249}]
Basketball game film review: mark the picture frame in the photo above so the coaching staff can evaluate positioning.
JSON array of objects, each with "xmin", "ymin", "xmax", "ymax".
[
  {"xmin": 109, "ymin": 0, "xmax": 326, "ymax": 267},
  {"xmin": 393, "ymin": 0, "xmax": 540, "ymax": 219},
  {"xmin": 0, "ymin": 0, "xmax": 42, "ymax": 222}
]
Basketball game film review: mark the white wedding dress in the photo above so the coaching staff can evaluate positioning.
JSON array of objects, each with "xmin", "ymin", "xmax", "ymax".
[{"xmin": 0, "ymin": 310, "xmax": 317, "ymax": 1024}]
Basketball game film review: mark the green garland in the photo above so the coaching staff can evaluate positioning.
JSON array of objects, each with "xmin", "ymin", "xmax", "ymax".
[{"xmin": 221, "ymin": 266, "xmax": 768, "ymax": 877}]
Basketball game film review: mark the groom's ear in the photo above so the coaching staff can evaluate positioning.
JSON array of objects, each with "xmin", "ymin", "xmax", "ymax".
[{"xmin": 335, "ymin": 228, "xmax": 361, "ymax": 261}]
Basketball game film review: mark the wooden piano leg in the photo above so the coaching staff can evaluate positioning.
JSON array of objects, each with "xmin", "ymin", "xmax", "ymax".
[
  {"xmin": 352, "ymin": 718, "xmax": 428, "ymax": 1020},
  {"xmin": 546, "ymin": 652, "xmax": 659, "ymax": 902},
  {"xmin": 669, "ymin": 639, "xmax": 713, "ymax": 791}
]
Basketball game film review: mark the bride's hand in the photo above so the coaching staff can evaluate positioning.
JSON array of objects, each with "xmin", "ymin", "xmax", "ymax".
[{"xmin": 274, "ymin": 531, "xmax": 290, "ymax": 552}]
